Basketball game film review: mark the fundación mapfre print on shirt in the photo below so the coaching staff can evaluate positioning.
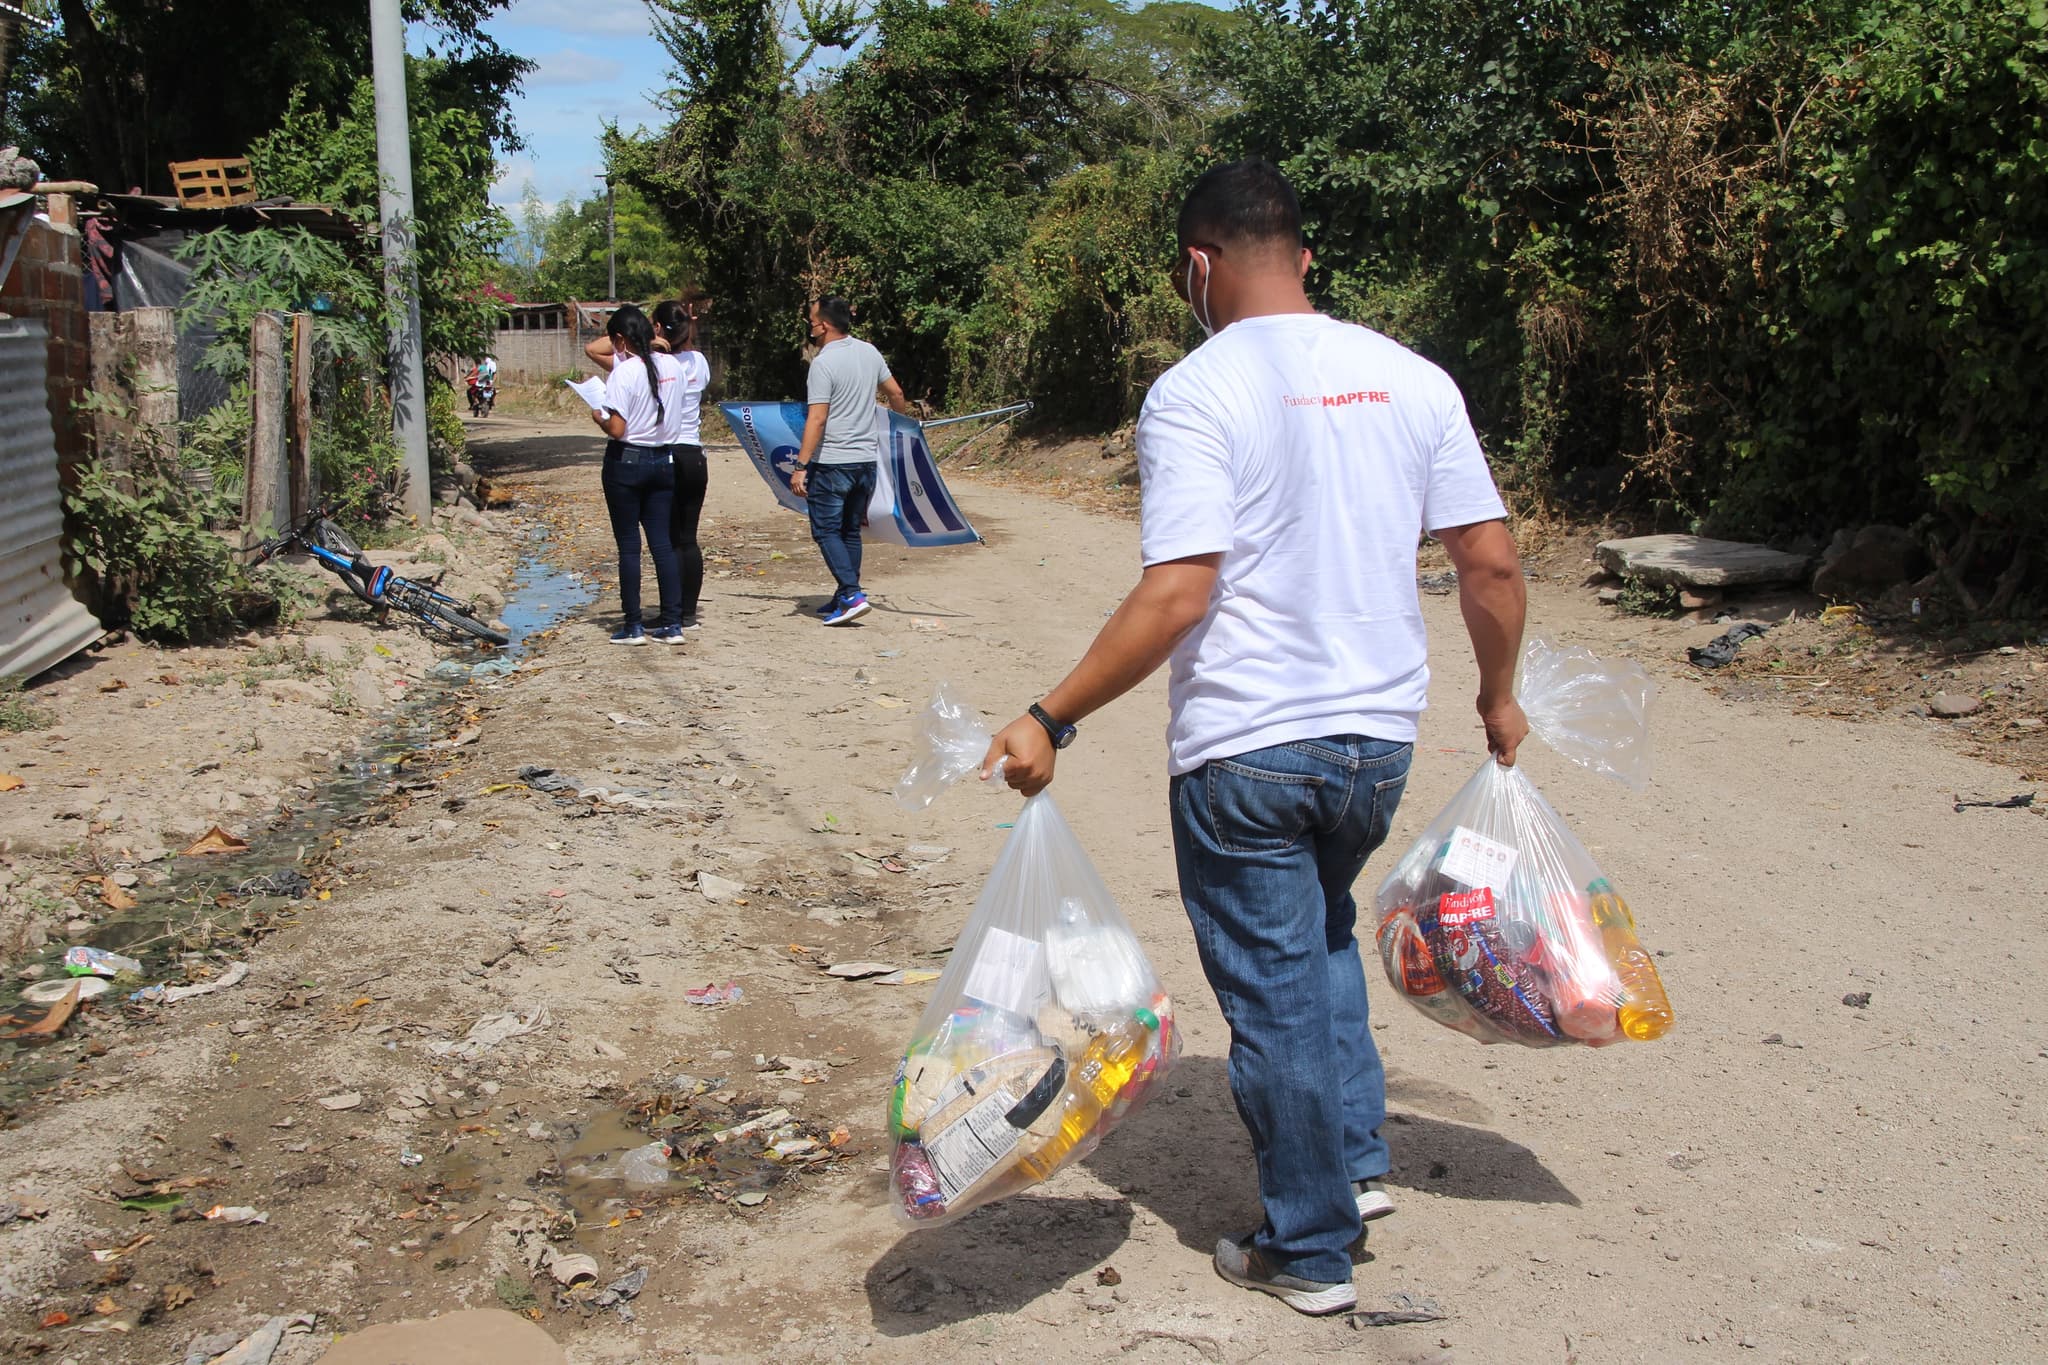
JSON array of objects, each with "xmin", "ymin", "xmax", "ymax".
[{"xmin": 1135, "ymin": 312, "xmax": 1510, "ymax": 776}]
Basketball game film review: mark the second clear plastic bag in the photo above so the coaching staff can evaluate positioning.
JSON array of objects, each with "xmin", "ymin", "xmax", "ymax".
[
  {"xmin": 886, "ymin": 691, "xmax": 1181, "ymax": 1227},
  {"xmin": 1372, "ymin": 639, "xmax": 1673, "ymax": 1048}
]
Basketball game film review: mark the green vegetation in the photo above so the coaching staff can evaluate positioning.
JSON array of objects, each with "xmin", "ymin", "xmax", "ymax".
[
  {"xmin": 500, "ymin": 182, "xmax": 701, "ymax": 306},
  {"xmin": 0, "ymin": 676, "xmax": 52, "ymax": 733},
  {"xmin": 64, "ymin": 435, "xmax": 245, "ymax": 643}
]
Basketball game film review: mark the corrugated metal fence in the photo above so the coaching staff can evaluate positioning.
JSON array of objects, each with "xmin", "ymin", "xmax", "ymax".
[{"xmin": 1, "ymin": 317, "xmax": 103, "ymax": 680}]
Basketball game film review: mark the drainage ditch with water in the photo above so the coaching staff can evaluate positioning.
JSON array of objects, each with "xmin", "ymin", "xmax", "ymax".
[{"xmin": 0, "ymin": 537, "xmax": 597, "ymax": 1115}]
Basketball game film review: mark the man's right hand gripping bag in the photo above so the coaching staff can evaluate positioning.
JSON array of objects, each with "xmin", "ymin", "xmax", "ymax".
[
  {"xmin": 1374, "ymin": 639, "xmax": 1675, "ymax": 1048},
  {"xmin": 885, "ymin": 687, "xmax": 1181, "ymax": 1227}
]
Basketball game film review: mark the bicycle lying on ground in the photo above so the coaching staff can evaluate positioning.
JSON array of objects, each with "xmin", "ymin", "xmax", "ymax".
[{"xmin": 252, "ymin": 508, "xmax": 510, "ymax": 646}]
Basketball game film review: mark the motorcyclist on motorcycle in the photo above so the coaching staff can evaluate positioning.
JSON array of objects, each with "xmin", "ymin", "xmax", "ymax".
[{"xmin": 466, "ymin": 355, "xmax": 498, "ymax": 417}]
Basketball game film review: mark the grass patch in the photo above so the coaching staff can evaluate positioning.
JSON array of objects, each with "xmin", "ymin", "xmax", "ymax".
[{"xmin": 0, "ymin": 675, "xmax": 52, "ymax": 732}]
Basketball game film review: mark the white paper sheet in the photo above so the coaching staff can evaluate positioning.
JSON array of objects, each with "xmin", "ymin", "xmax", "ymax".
[{"xmin": 565, "ymin": 375, "xmax": 608, "ymax": 410}]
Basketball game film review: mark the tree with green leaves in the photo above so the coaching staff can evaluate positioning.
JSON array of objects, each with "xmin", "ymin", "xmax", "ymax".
[{"xmin": 0, "ymin": 1, "xmax": 527, "ymax": 195}]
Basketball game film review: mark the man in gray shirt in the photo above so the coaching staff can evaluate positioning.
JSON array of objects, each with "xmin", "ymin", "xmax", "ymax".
[{"xmin": 791, "ymin": 296, "xmax": 912, "ymax": 625}]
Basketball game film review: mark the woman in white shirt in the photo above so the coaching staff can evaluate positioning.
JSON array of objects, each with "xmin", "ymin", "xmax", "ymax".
[
  {"xmin": 590, "ymin": 305, "xmax": 684, "ymax": 645},
  {"xmin": 651, "ymin": 301, "xmax": 713, "ymax": 628}
]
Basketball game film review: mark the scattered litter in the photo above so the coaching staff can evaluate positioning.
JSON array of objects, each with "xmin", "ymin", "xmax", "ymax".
[
  {"xmin": 1417, "ymin": 571, "xmax": 1458, "ymax": 595},
  {"xmin": 712, "ymin": 1107, "xmax": 792, "ymax": 1143},
  {"xmin": 617, "ymin": 1141, "xmax": 673, "ymax": 1185},
  {"xmin": 907, "ymin": 618, "xmax": 945, "ymax": 632},
  {"xmin": 398, "ymin": 1148, "xmax": 425, "ymax": 1168},
  {"xmin": 316, "ymin": 1092, "xmax": 364, "ymax": 1111},
  {"xmin": 0, "ymin": 773, "xmax": 23, "ymax": 792},
  {"xmin": 698, "ymin": 871, "xmax": 747, "ymax": 903},
  {"xmin": 428, "ymin": 1004, "xmax": 552, "ymax": 1058},
  {"xmin": 873, "ymin": 968, "xmax": 941, "ymax": 986},
  {"xmin": 684, "ymin": 981, "xmax": 743, "ymax": 1006},
  {"xmin": 88, "ymin": 1233, "xmax": 154, "ymax": 1263},
  {"xmin": 826, "ymin": 961, "xmax": 895, "ymax": 979},
  {"xmin": 1349, "ymin": 1292, "xmax": 1447, "ymax": 1328},
  {"xmin": 1, "ymin": 981, "xmax": 79, "ymax": 1040},
  {"xmin": 546, "ymin": 1250, "xmax": 601, "ymax": 1286},
  {"xmin": 904, "ymin": 843, "xmax": 952, "ymax": 860},
  {"xmin": 1686, "ymin": 621, "xmax": 1770, "ymax": 669},
  {"xmin": 231, "ymin": 869, "xmax": 311, "ymax": 899},
  {"xmin": 594, "ymin": 1266, "xmax": 648, "ymax": 1312},
  {"xmin": 194, "ymin": 1313, "xmax": 295, "ymax": 1365},
  {"xmin": 1819, "ymin": 604, "xmax": 1859, "ymax": 625},
  {"xmin": 734, "ymin": 1191, "xmax": 768, "ymax": 1207},
  {"xmin": 431, "ymin": 725, "xmax": 484, "ymax": 750},
  {"xmin": 429, "ymin": 657, "xmax": 517, "ymax": 683},
  {"xmin": 63, "ymin": 945, "xmax": 142, "ymax": 978},
  {"xmin": 203, "ymin": 1205, "xmax": 268, "ymax": 1225},
  {"xmin": 876, "ymin": 649, "xmax": 904, "ymax": 659},
  {"xmin": 25, "ymin": 975, "xmax": 108, "ymax": 1004},
  {"xmin": 1841, "ymin": 992, "xmax": 1872, "ymax": 1009},
  {"xmin": 517, "ymin": 764, "xmax": 582, "ymax": 793},
  {"xmin": 1953, "ymin": 791, "xmax": 2035, "ymax": 812},
  {"xmin": 181, "ymin": 825, "xmax": 251, "ymax": 857},
  {"xmin": 132, "ymin": 961, "xmax": 249, "ymax": 1005},
  {"xmin": 1759, "ymin": 1033, "xmax": 1803, "ymax": 1048},
  {"xmin": 607, "ymin": 712, "xmax": 654, "ymax": 728}
]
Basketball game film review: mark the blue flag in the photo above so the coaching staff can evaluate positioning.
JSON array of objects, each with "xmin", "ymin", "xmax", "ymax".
[{"xmin": 719, "ymin": 401, "xmax": 982, "ymax": 548}]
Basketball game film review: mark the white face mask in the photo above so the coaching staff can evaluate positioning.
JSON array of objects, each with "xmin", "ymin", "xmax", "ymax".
[{"xmin": 1186, "ymin": 248, "xmax": 1216, "ymax": 338}]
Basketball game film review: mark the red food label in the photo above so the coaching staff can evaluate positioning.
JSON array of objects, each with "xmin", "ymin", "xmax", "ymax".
[{"xmin": 1437, "ymin": 886, "xmax": 1497, "ymax": 931}]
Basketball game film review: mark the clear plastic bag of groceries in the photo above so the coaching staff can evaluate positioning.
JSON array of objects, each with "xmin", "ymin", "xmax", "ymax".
[
  {"xmin": 885, "ymin": 687, "xmax": 1181, "ymax": 1227},
  {"xmin": 1373, "ymin": 639, "xmax": 1674, "ymax": 1048}
]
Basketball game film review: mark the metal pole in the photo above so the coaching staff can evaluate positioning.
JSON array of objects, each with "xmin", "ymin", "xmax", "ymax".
[
  {"xmin": 370, "ymin": 0, "xmax": 432, "ymax": 523},
  {"xmin": 920, "ymin": 401, "xmax": 1034, "ymax": 431},
  {"xmin": 605, "ymin": 176, "xmax": 616, "ymax": 301}
]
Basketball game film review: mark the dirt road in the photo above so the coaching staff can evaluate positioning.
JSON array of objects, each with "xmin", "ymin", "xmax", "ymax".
[{"xmin": 4, "ymin": 415, "xmax": 2044, "ymax": 1363}]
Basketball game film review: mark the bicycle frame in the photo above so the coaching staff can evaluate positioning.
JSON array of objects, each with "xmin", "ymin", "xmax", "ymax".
[{"xmin": 259, "ymin": 511, "xmax": 497, "ymax": 641}]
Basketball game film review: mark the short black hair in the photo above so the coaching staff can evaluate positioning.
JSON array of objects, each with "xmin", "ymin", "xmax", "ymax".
[
  {"xmin": 814, "ymin": 295, "xmax": 855, "ymax": 334},
  {"xmin": 1177, "ymin": 160, "xmax": 1302, "ymax": 252}
]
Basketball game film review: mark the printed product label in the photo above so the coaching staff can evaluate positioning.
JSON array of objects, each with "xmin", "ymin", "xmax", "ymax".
[
  {"xmin": 961, "ymin": 926, "xmax": 1050, "ymax": 1018},
  {"xmin": 924, "ymin": 1086, "xmax": 1022, "ymax": 1203},
  {"xmin": 1438, "ymin": 826, "xmax": 1520, "ymax": 891}
]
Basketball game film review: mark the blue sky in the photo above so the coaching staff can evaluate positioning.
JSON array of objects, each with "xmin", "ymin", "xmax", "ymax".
[{"xmin": 479, "ymin": 0, "xmax": 676, "ymax": 218}]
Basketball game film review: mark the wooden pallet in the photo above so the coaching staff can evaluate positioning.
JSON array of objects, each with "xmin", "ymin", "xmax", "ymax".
[{"xmin": 168, "ymin": 157, "xmax": 256, "ymax": 208}]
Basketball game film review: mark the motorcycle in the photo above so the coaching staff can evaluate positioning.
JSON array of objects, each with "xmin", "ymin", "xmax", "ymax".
[{"xmin": 466, "ymin": 375, "xmax": 496, "ymax": 417}]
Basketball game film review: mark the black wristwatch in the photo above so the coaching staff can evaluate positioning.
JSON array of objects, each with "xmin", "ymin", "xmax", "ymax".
[{"xmin": 1030, "ymin": 703, "xmax": 1078, "ymax": 750}]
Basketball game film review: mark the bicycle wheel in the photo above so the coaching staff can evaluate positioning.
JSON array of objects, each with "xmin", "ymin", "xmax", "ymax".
[
  {"xmin": 314, "ymin": 518, "xmax": 362, "ymax": 557},
  {"xmin": 418, "ymin": 597, "xmax": 509, "ymax": 646}
]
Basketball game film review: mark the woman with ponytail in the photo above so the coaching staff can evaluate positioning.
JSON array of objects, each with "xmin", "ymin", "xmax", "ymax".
[
  {"xmin": 589, "ymin": 304, "xmax": 685, "ymax": 645},
  {"xmin": 650, "ymin": 300, "xmax": 713, "ymax": 628}
]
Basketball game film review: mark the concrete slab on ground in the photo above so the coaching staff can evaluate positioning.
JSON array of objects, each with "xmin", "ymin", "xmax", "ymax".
[{"xmin": 1596, "ymin": 533, "xmax": 1814, "ymax": 588}]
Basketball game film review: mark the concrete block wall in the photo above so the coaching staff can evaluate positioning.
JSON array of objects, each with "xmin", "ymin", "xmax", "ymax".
[{"xmin": 0, "ymin": 214, "xmax": 91, "ymax": 483}]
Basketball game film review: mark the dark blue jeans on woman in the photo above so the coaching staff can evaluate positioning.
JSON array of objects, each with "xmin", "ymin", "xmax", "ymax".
[
  {"xmin": 805, "ymin": 460, "xmax": 878, "ymax": 599},
  {"xmin": 1169, "ymin": 734, "xmax": 1414, "ymax": 1286},
  {"xmin": 601, "ymin": 442, "xmax": 680, "ymax": 629}
]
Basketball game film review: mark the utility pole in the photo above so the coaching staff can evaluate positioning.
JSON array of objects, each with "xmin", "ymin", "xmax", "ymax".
[
  {"xmin": 602, "ymin": 173, "xmax": 617, "ymax": 301},
  {"xmin": 370, "ymin": 0, "xmax": 432, "ymax": 523}
]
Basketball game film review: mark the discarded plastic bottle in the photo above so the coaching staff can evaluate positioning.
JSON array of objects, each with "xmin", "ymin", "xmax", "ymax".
[
  {"xmin": 1587, "ymin": 878, "xmax": 1674, "ymax": 1040},
  {"xmin": 1017, "ymin": 1009, "xmax": 1158, "ymax": 1181}
]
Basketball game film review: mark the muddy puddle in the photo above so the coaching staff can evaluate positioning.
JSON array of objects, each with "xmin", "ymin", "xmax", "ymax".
[
  {"xmin": 538, "ymin": 1079, "xmax": 857, "ymax": 1240},
  {"xmin": 0, "ymin": 539, "xmax": 596, "ymax": 1112}
]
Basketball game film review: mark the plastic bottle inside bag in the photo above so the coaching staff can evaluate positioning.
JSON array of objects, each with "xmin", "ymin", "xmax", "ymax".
[
  {"xmin": 1045, "ymin": 897, "xmax": 1150, "ymax": 1019},
  {"xmin": 1017, "ymin": 1008, "xmax": 1158, "ymax": 1181}
]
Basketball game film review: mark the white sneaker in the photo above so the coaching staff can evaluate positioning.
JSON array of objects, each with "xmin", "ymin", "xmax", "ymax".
[
  {"xmin": 1212, "ymin": 1236, "xmax": 1356, "ymax": 1316},
  {"xmin": 1355, "ymin": 1179, "xmax": 1396, "ymax": 1222}
]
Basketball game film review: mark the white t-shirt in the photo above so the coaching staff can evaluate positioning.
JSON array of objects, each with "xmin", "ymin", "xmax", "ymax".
[
  {"xmin": 601, "ymin": 352, "xmax": 685, "ymax": 447},
  {"xmin": 1136, "ymin": 312, "xmax": 1509, "ymax": 776},
  {"xmin": 660, "ymin": 350, "xmax": 712, "ymax": 446}
]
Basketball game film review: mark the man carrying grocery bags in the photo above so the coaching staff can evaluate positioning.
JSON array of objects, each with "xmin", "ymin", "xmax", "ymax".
[{"xmin": 981, "ymin": 159, "xmax": 1531, "ymax": 1316}]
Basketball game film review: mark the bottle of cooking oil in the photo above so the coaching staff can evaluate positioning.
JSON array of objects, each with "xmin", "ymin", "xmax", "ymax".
[
  {"xmin": 1587, "ymin": 878, "xmax": 1674, "ymax": 1040},
  {"xmin": 1016, "ymin": 1009, "xmax": 1158, "ymax": 1181}
]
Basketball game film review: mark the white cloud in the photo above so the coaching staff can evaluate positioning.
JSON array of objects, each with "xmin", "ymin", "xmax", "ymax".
[
  {"xmin": 525, "ymin": 48, "xmax": 627, "ymax": 87},
  {"xmin": 498, "ymin": 0, "xmax": 656, "ymax": 39}
]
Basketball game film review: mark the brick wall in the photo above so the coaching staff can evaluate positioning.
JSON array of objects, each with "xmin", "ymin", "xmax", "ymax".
[{"xmin": 0, "ymin": 213, "xmax": 91, "ymax": 484}]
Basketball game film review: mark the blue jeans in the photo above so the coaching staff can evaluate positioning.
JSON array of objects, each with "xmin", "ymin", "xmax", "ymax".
[
  {"xmin": 1170, "ymin": 734, "xmax": 1413, "ymax": 1285},
  {"xmin": 805, "ymin": 461, "xmax": 877, "ymax": 598},
  {"xmin": 601, "ymin": 445, "xmax": 680, "ymax": 629}
]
